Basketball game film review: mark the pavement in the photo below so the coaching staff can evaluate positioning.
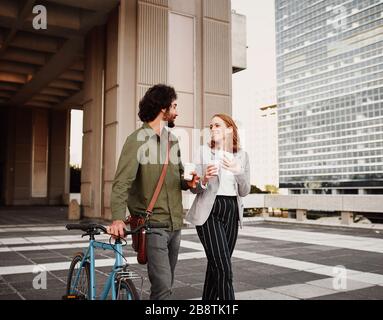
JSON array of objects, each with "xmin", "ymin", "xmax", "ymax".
[{"xmin": 0, "ymin": 206, "xmax": 383, "ymax": 300}]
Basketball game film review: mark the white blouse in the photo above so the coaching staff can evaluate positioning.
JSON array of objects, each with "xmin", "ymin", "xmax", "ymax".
[
  {"xmin": 214, "ymin": 150, "xmax": 237, "ymax": 196},
  {"xmin": 216, "ymin": 168, "xmax": 237, "ymax": 196}
]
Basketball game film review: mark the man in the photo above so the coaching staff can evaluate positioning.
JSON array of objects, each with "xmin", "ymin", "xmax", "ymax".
[{"xmin": 107, "ymin": 84, "xmax": 198, "ymax": 300}]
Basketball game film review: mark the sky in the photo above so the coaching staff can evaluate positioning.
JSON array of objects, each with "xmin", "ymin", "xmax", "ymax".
[
  {"xmin": 232, "ymin": 0, "xmax": 277, "ymax": 111},
  {"xmin": 232, "ymin": 0, "xmax": 279, "ymax": 189},
  {"xmin": 70, "ymin": 110, "xmax": 83, "ymax": 167}
]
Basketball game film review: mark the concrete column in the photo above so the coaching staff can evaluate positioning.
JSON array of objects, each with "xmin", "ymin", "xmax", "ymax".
[
  {"xmin": 0, "ymin": 107, "xmax": 9, "ymax": 205},
  {"xmin": 273, "ymin": 209, "xmax": 282, "ymax": 217},
  {"xmin": 202, "ymin": 0, "xmax": 232, "ymax": 126},
  {"xmin": 81, "ymin": 26, "xmax": 106, "ymax": 219},
  {"xmin": 358, "ymin": 189, "xmax": 367, "ymax": 195},
  {"xmin": 296, "ymin": 209, "xmax": 307, "ymax": 221},
  {"xmin": 68, "ymin": 199, "xmax": 81, "ymax": 220},
  {"xmin": 13, "ymin": 108, "xmax": 32, "ymax": 205},
  {"xmin": 102, "ymin": 2, "xmax": 138, "ymax": 221},
  {"xmin": 3, "ymin": 107, "xmax": 17, "ymax": 205},
  {"xmin": 31, "ymin": 109, "xmax": 49, "ymax": 204},
  {"xmin": 48, "ymin": 109, "xmax": 70, "ymax": 205},
  {"xmin": 341, "ymin": 211, "xmax": 354, "ymax": 225},
  {"xmin": 261, "ymin": 208, "xmax": 269, "ymax": 218}
]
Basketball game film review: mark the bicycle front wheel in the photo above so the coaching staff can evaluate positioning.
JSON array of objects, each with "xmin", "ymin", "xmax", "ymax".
[
  {"xmin": 116, "ymin": 279, "xmax": 140, "ymax": 300},
  {"xmin": 66, "ymin": 252, "xmax": 90, "ymax": 299}
]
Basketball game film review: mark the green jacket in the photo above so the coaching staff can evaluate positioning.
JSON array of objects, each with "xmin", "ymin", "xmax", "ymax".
[{"xmin": 110, "ymin": 122, "xmax": 189, "ymax": 231}]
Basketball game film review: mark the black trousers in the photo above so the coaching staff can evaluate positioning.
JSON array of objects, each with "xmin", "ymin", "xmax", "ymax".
[{"xmin": 196, "ymin": 195, "xmax": 239, "ymax": 300}]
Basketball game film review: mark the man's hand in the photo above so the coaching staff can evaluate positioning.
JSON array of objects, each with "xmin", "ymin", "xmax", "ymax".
[
  {"xmin": 186, "ymin": 171, "xmax": 200, "ymax": 189},
  {"xmin": 106, "ymin": 220, "xmax": 126, "ymax": 238}
]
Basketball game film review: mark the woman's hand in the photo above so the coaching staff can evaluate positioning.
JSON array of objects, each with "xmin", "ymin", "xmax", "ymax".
[
  {"xmin": 202, "ymin": 164, "xmax": 219, "ymax": 185},
  {"xmin": 221, "ymin": 155, "xmax": 242, "ymax": 174}
]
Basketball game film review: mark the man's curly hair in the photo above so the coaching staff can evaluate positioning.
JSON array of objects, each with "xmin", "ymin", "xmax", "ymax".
[{"xmin": 138, "ymin": 84, "xmax": 177, "ymax": 122}]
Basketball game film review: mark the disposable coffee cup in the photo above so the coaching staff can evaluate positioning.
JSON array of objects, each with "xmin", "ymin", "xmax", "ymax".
[
  {"xmin": 184, "ymin": 163, "xmax": 196, "ymax": 181},
  {"xmin": 208, "ymin": 159, "xmax": 220, "ymax": 176}
]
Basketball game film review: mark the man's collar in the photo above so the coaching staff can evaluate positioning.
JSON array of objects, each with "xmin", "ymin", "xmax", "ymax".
[{"xmin": 142, "ymin": 122, "xmax": 170, "ymax": 138}]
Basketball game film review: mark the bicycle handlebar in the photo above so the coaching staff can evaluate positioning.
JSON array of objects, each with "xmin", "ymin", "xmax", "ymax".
[
  {"xmin": 123, "ymin": 221, "xmax": 169, "ymax": 236},
  {"xmin": 66, "ymin": 221, "xmax": 169, "ymax": 237},
  {"xmin": 66, "ymin": 223, "xmax": 108, "ymax": 233}
]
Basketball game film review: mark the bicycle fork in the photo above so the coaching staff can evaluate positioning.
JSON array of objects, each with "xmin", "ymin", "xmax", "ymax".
[
  {"xmin": 71, "ymin": 240, "xmax": 125, "ymax": 300},
  {"xmin": 99, "ymin": 241, "xmax": 124, "ymax": 300}
]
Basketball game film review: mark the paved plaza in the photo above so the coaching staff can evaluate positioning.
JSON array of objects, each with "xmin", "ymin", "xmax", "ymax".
[{"xmin": 0, "ymin": 207, "xmax": 382, "ymax": 300}]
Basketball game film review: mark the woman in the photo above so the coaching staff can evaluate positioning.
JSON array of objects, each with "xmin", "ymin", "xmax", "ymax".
[{"xmin": 185, "ymin": 114, "xmax": 250, "ymax": 300}]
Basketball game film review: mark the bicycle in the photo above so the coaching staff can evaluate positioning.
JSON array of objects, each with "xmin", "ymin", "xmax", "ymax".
[{"xmin": 63, "ymin": 220, "xmax": 168, "ymax": 300}]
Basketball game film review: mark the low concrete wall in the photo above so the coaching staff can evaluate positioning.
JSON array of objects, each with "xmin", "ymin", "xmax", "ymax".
[
  {"xmin": 242, "ymin": 194, "xmax": 265, "ymax": 208},
  {"xmin": 265, "ymin": 195, "xmax": 297, "ymax": 210},
  {"xmin": 342, "ymin": 195, "xmax": 383, "ymax": 213},
  {"xmin": 297, "ymin": 195, "xmax": 343, "ymax": 211},
  {"xmin": 183, "ymin": 193, "xmax": 383, "ymax": 213},
  {"xmin": 244, "ymin": 194, "xmax": 383, "ymax": 214},
  {"xmin": 182, "ymin": 193, "xmax": 383, "ymax": 225}
]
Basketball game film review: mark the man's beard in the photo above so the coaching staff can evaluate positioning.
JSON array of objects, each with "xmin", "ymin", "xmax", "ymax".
[
  {"xmin": 167, "ymin": 120, "xmax": 175, "ymax": 128},
  {"xmin": 164, "ymin": 112, "xmax": 176, "ymax": 128}
]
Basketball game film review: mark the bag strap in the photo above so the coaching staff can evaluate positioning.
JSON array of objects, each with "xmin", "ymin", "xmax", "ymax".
[{"xmin": 146, "ymin": 133, "xmax": 170, "ymax": 216}]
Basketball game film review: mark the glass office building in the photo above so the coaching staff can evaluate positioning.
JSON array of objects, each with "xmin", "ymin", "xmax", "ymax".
[{"xmin": 275, "ymin": 0, "xmax": 383, "ymax": 194}]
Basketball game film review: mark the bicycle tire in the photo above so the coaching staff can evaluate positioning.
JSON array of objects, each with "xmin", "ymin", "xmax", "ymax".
[
  {"xmin": 66, "ymin": 252, "xmax": 90, "ymax": 299},
  {"xmin": 116, "ymin": 278, "xmax": 140, "ymax": 300}
]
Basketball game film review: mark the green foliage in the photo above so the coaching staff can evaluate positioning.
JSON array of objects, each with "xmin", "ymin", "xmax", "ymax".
[
  {"xmin": 265, "ymin": 185, "xmax": 279, "ymax": 194},
  {"xmin": 250, "ymin": 185, "xmax": 270, "ymax": 194},
  {"xmin": 70, "ymin": 165, "xmax": 81, "ymax": 193}
]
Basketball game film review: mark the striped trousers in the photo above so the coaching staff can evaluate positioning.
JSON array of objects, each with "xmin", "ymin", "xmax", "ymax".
[{"xmin": 196, "ymin": 195, "xmax": 239, "ymax": 300}]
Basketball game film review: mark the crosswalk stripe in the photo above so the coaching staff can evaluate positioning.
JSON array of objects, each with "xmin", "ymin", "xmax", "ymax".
[
  {"xmin": 0, "ymin": 242, "xmax": 90, "ymax": 253},
  {"xmin": 0, "ymin": 227, "xmax": 195, "ymax": 246},
  {"xmin": 0, "ymin": 224, "xmax": 63, "ymax": 228},
  {"xmin": 0, "ymin": 235, "xmax": 110, "ymax": 245},
  {"xmin": 192, "ymin": 278, "xmax": 377, "ymax": 300},
  {"xmin": 179, "ymin": 240, "xmax": 383, "ymax": 287},
  {"xmin": 0, "ymin": 251, "xmax": 206, "ymax": 276},
  {"xmin": 0, "ymin": 226, "xmax": 67, "ymax": 233},
  {"xmin": 239, "ymin": 226, "xmax": 383, "ymax": 253},
  {"xmin": 0, "ymin": 235, "xmax": 202, "ymax": 253},
  {"xmin": 3, "ymin": 224, "xmax": 381, "ymax": 254},
  {"xmin": 183, "ymin": 226, "xmax": 383, "ymax": 253}
]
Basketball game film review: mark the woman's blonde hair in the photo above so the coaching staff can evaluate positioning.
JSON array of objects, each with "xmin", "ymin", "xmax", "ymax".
[{"xmin": 209, "ymin": 114, "xmax": 240, "ymax": 153}]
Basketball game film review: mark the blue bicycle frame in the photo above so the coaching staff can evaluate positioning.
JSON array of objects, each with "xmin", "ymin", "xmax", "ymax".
[{"xmin": 70, "ymin": 240, "xmax": 126, "ymax": 300}]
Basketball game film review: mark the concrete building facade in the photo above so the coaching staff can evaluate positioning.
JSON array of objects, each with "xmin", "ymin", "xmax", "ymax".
[{"xmin": 0, "ymin": 0, "xmax": 239, "ymax": 219}]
